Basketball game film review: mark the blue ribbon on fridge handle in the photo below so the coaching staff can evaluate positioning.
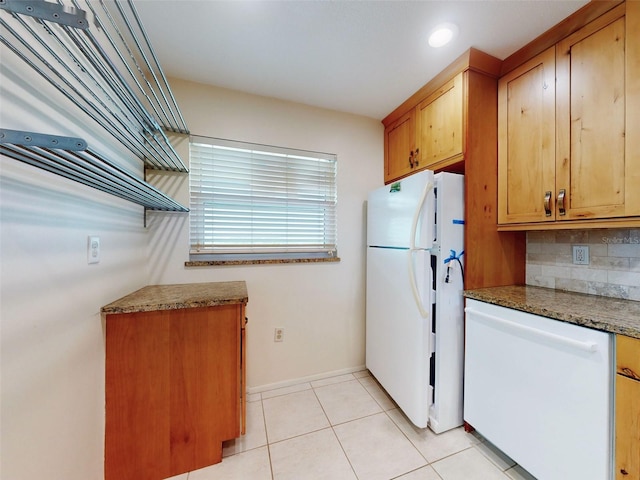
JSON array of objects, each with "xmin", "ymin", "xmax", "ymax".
[{"xmin": 444, "ymin": 250, "xmax": 464, "ymax": 264}]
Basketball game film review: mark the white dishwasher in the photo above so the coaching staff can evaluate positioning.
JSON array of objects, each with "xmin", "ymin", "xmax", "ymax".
[{"xmin": 464, "ymin": 299, "xmax": 613, "ymax": 480}]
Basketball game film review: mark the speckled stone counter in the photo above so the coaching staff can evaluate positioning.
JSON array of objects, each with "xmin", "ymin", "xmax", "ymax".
[
  {"xmin": 101, "ymin": 281, "xmax": 248, "ymax": 314},
  {"xmin": 464, "ymin": 285, "xmax": 640, "ymax": 339}
]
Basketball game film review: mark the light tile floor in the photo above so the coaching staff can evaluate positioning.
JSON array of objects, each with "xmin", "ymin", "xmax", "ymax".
[{"xmin": 167, "ymin": 370, "xmax": 537, "ymax": 480}]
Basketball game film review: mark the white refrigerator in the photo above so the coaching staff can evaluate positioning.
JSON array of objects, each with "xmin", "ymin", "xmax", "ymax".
[{"xmin": 366, "ymin": 170, "xmax": 465, "ymax": 432}]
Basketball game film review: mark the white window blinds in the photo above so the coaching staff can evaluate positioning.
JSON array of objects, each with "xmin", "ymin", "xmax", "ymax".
[{"xmin": 189, "ymin": 136, "xmax": 337, "ymax": 259}]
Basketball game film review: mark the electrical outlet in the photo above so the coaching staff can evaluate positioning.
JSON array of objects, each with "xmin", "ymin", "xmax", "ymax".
[
  {"xmin": 572, "ymin": 245, "xmax": 589, "ymax": 265},
  {"xmin": 88, "ymin": 236, "xmax": 100, "ymax": 264},
  {"xmin": 274, "ymin": 327, "xmax": 284, "ymax": 342}
]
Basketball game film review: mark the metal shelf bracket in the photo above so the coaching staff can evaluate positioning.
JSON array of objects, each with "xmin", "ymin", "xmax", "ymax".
[
  {"xmin": 0, "ymin": 0, "xmax": 89, "ymax": 30},
  {"xmin": 0, "ymin": 129, "xmax": 87, "ymax": 151}
]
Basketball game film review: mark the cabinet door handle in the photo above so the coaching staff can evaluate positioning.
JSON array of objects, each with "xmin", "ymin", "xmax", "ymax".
[
  {"xmin": 544, "ymin": 191, "xmax": 552, "ymax": 217},
  {"xmin": 414, "ymin": 148, "xmax": 419, "ymax": 167},
  {"xmin": 409, "ymin": 151, "xmax": 414, "ymax": 168},
  {"xmin": 557, "ymin": 189, "xmax": 566, "ymax": 216}
]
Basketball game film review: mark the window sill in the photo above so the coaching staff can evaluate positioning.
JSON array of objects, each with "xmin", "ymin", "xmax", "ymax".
[{"xmin": 185, "ymin": 257, "xmax": 341, "ymax": 267}]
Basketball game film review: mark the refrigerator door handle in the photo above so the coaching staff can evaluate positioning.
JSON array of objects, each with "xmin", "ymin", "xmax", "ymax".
[
  {"xmin": 408, "ymin": 179, "xmax": 434, "ymax": 318},
  {"xmin": 408, "ymin": 249, "xmax": 430, "ymax": 318}
]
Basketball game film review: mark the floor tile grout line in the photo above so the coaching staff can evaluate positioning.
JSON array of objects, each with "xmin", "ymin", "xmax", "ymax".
[
  {"xmin": 307, "ymin": 378, "xmax": 352, "ymax": 477},
  {"xmin": 259, "ymin": 396, "xmax": 276, "ymax": 480},
  {"xmin": 327, "ymin": 420, "xmax": 361, "ymax": 480},
  {"xmin": 380, "ymin": 406, "xmax": 432, "ymax": 472}
]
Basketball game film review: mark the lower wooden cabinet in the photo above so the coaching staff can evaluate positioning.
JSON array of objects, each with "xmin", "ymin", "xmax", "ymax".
[
  {"xmin": 616, "ymin": 335, "xmax": 640, "ymax": 480},
  {"xmin": 104, "ymin": 302, "xmax": 246, "ymax": 480}
]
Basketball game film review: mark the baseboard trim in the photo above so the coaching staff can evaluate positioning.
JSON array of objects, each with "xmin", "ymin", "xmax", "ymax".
[{"xmin": 247, "ymin": 364, "xmax": 367, "ymax": 395}]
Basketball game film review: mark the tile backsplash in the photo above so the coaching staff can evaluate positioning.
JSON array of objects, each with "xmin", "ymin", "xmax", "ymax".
[{"xmin": 526, "ymin": 228, "xmax": 640, "ymax": 301}]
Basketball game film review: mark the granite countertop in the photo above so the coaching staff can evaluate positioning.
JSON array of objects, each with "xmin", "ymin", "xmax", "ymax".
[
  {"xmin": 101, "ymin": 281, "xmax": 248, "ymax": 314},
  {"xmin": 464, "ymin": 285, "xmax": 640, "ymax": 339}
]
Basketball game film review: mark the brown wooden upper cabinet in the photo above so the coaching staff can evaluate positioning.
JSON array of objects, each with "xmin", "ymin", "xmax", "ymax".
[
  {"xmin": 382, "ymin": 49, "xmax": 500, "ymax": 184},
  {"xmin": 498, "ymin": 47, "xmax": 556, "ymax": 225},
  {"xmin": 498, "ymin": 2, "xmax": 640, "ymax": 229},
  {"xmin": 416, "ymin": 73, "xmax": 464, "ymax": 172},
  {"xmin": 384, "ymin": 109, "xmax": 417, "ymax": 182},
  {"xmin": 384, "ymin": 73, "xmax": 463, "ymax": 183}
]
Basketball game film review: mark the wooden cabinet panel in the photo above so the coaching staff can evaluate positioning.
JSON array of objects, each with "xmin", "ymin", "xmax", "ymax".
[
  {"xmin": 618, "ymin": 334, "xmax": 640, "ymax": 379},
  {"xmin": 105, "ymin": 312, "xmax": 171, "ymax": 480},
  {"xmin": 169, "ymin": 306, "xmax": 240, "ymax": 475},
  {"xmin": 556, "ymin": 10, "xmax": 630, "ymax": 220},
  {"xmin": 464, "ymin": 70, "xmax": 526, "ymax": 289},
  {"xmin": 416, "ymin": 73, "xmax": 463, "ymax": 170},
  {"xmin": 105, "ymin": 304, "xmax": 244, "ymax": 480},
  {"xmin": 616, "ymin": 375, "xmax": 640, "ymax": 480},
  {"xmin": 498, "ymin": 47, "xmax": 556, "ymax": 224},
  {"xmin": 384, "ymin": 110, "xmax": 416, "ymax": 183},
  {"xmin": 616, "ymin": 334, "xmax": 640, "ymax": 480}
]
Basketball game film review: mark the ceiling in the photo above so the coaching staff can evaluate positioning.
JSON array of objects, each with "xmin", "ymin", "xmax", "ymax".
[{"xmin": 134, "ymin": 0, "xmax": 589, "ymax": 121}]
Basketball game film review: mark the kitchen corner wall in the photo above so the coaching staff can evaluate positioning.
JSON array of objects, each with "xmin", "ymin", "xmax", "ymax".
[
  {"xmin": 147, "ymin": 78, "xmax": 383, "ymax": 391},
  {"xmin": 526, "ymin": 228, "xmax": 640, "ymax": 301}
]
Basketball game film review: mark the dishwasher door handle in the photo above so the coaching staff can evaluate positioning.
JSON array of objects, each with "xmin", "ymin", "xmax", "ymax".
[{"xmin": 464, "ymin": 307, "xmax": 599, "ymax": 353}]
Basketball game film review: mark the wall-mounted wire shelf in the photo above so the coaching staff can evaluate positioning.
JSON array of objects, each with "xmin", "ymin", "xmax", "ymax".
[
  {"xmin": 1, "ymin": 129, "xmax": 188, "ymax": 211},
  {"xmin": 0, "ymin": 0, "xmax": 191, "ymax": 213}
]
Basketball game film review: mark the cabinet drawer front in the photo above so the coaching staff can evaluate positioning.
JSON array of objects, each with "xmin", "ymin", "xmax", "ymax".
[{"xmin": 617, "ymin": 335, "xmax": 640, "ymax": 380}]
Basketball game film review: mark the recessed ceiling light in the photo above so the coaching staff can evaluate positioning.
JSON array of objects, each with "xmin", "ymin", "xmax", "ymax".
[{"xmin": 428, "ymin": 22, "xmax": 458, "ymax": 48}]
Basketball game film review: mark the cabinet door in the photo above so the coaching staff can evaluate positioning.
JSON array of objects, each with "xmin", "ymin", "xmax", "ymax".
[
  {"xmin": 616, "ymin": 375, "xmax": 640, "ymax": 480},
  {"xmin": 556, "ymin": 5, "xmax": 640, "ymax": 220},
  {"xmin": 169, "ymin": 305, "xmax": 241, "ymax": 476},
  {"xmin": 616, "ymin": 335, "xmax": 640, "ymax": 480},
  {"xmin": 384, "ymin": 110, "xmax": 416, "ymax": 183},
  {"xmin": 105, "ymin": 311, "xmax": 171, "ymax": 480},
  {"xmin": 498, "ymin": 47, "xmax": 556, "ymax": 224},
  {"xmin": 416, "ymin": 73, "xmax": 463, "ymax": 170}
]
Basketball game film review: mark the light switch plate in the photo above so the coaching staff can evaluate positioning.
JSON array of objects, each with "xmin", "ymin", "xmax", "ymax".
[{"xmin": 88, "ymin": 236, "xmax": 100, "ymax": 264}]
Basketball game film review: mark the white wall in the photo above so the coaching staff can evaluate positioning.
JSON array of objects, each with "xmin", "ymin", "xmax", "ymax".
[
  {"xmin": 148, "ymin": 78, "xmax": 384, "ymax": 390},
  {"xmin": 1, "ymin": 67, "xmax": 382, "ymax": 479},
  {"xmin": 1, "ymin": 50, "xmax": 151, "ymax": 478}
]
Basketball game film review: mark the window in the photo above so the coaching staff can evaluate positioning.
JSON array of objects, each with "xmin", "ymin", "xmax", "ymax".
[{"xmin": 189, "ymin": 136, "xmax": 337, "ymax": 261}]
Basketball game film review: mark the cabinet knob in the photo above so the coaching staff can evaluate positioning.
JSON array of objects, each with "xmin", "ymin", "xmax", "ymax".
[
  {"xmin": 620, "ymin": 468, "xmax": 628, "ymax": 475},
  {"xmin": 544, "ymin": 191, "xmax": 552, "ymax": 217},
  {"xmin": 557, "ymin": 189, "xmax": 566, "ymax": 216}
]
